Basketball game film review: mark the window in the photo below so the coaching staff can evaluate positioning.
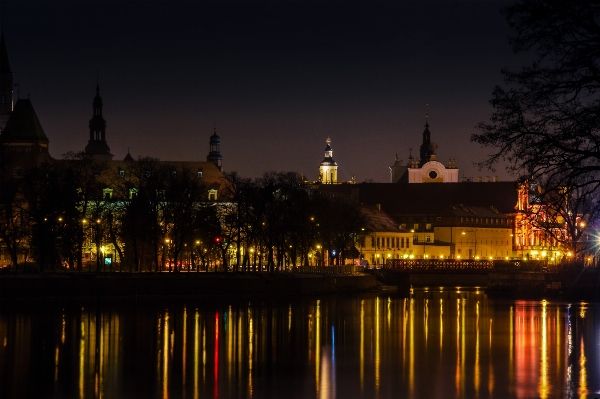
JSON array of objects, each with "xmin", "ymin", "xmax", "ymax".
[
  {"xmin": 146, "ymin": 170, "xmax": 151, "ymax": 177},
  {"xmin": 413, "ymin": 235, "xmax": 418, "ymax": 243},
  {"xmin": 460, "ymin": 217, "xmax": 464, "ymax": 223},
  {"xmin": 103, "ymin": 188, "xmax": 113, "ymax": 200},
  {"xmin": 197, "ymin": 169, "xmax": 203, "ymax": 178},
  {"xmin": 129, "ymin": 188, "xmax": 138, "ymax": 200},
  {"xmin": 208, "ymin": 189, "xmax": 218, "ymax": 201},
  {"xmin": 426, "ymin": 235, "xmax": 431, "ymax": 243},
  {"xmin": 171, "ymin": 170, "xmax": 177, "ymax": 177},
  {"xmin": 414, "ymin": 223, "xmax": 419, "ymax": 230},
  {"xmin": 377, "ymin": 237, "xmax": 381, "ymax": 248},
  {"xmin": 118, "ymin": 168, "xmax": 125, "ymax": 177},
  {"xmin": 371, "ymin": 237, "xmax": 375, "ymax": 247},
  {"xmin": 426, "ymin": 223, "xmax": 431, "ymax": 230},
  {"xmin": 401, "ymin": 238, "xmax": 404, "ymax": 248},
  {"xmin": 386, "ymin": 237, "xmax": 390, "ymax": 247}
]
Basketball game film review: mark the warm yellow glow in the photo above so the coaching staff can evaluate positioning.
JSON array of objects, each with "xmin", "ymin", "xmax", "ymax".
[
  {"xmin": 489, "ymin": 256, "xmax": 493, "ymax": 260},
  {"xmin": 96, "ymin": 219, "xmax": 101, "ymax": 223},
  {"xmin": 462, "ymin": 231, "xmax": 466, "ymax": 235},
  {"xmin": 475, "ymin": 256, "xmax": 480, "ymax": 260},
  {"xmin": 457, "ymin": 255, "xmax": 461, "ymax": 259},
  {"xmin": 424, "ymin": 254, "xmax": 429, "ymax": 259},
  {"xmin": 579, "ymin": 221, "xmax": 586, "ymax": 228},
  {"xmin": 505, "ymin": 257, "xmax": 509, "ymax": 260},
  {"xmin": 567, "ymin": 252, "xmax": 572, "ymax": 257},
  {"xmin": 440, "ymin": 255, "xmax": 444, "ymax": 259},
  {"xmin": 541, "ymin": 251, "xmax": 547, "ymax": 257},
  {"xmin": 387, "ymin": 253, "xmax": 391, "ymax": 258},
  {"xmin": 196, "ymin": 240, "xmax": 200, "ymax": 244},
  {"xmin": 409, "ymin": 254, "xmax": 414, "ymax": 259},
  {"xmin": 58, "ymin": 217, "xmax": 63, "ymax": 222},
  {"xmin": 531, "ymin": 250, "xmax": 538, "ymax": 255},
  {"xmin": 403, "ymin": 254, "xmax": 408, "ymax": 259},
  {"xmin": 82, "ymin": 219, "xmax": 87, "ymax": 224}
]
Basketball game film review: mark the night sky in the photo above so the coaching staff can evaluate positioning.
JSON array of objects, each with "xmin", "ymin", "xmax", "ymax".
[{"xmin": 2, "ymin": 1, "xmax": 528, "ymax": 182}]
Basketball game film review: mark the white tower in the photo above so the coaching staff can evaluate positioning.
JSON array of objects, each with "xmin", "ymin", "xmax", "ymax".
[{"xmin": 319, "ymin": 137, "xmax": 338, "ymax": 184}]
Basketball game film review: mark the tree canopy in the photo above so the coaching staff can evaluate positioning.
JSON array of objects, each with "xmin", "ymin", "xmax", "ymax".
[{"xmin": 473, "ymin": 0, "xmax": 600, "ymax": 189}]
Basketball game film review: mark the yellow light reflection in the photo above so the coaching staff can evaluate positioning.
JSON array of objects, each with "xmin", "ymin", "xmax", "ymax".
[
  {"xmin": 194, "ymin": 311, "xmax": 199, "ymax": 399},
  {"xmin": 315, "ymin": 300, "xmax": 321, "ymax": 395},
  {"xmin": 538, "ymin": 300, "xmax": 548, "ymax": 399},
  {"xmin": 409, "ymin": 298, "xmax": 414, "ymax": 395},
  {"xmin": 578, "ymin": 338, "xmax": 588, "ymax": 398},
  {"xmin": 360, "ymin": 300, "xmax": 364, "ymax": 393},
  {"xmin": 475, "ymin": 301, "xmax": 480, "ymax": 395},
  {"xmin": 375, "ymin": 297, "xmax": 381, "ymax": 394},
  {"xmin": 439, "ymin": 298, "xmax": 443, "ymax": 352},
  {"xmin": 163, "ymin": 312, "xmax": 169, "ymax": 399}
]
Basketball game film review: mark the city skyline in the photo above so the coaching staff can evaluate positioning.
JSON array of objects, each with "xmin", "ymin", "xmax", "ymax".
[{"xmin": 1, "ymin": 0, "xmax": 525, "ymax": 182}]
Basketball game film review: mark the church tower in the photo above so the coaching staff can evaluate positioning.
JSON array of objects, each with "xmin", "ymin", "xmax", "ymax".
[
  {"xmin": 84, "ymin": 82, "xmax": 113, "ymax": 161},
  {"xmin": 207, "ymin": 128, "xmax": 222, "ymax": 171},
  {"xmin": 0, "ymin": 32, "xmax": 14, "ymax": 132},
  {"xmin": 419, "ymin": 120, "xmax": 433, "ymax": 166},
  {"xmin": 319, "ymin": 137, "xmax": 338, "ymax": 184}
]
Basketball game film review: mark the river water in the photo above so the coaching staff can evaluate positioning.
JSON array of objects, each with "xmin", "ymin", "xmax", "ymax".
[{"xmin": 1, "ymin": 289, "xmax": 599, "ymax": 399}]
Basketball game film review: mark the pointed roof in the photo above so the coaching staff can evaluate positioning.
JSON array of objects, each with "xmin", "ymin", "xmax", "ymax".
[
  {"xmin": 0, "ymin": 33, "xmax": 11, "ymax": 74},
  {"xmin": 123, "ymin": 151, "xmax": 134, "ymax": 162},
  {"xmin": 0, "ymin": 99, "xmax": 48, "ymax": 141}
]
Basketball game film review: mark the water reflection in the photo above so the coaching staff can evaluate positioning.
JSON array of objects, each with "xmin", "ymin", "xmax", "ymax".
[{"xmin": 1, "ymin": 291, "xmax": 599, "ymax": 399}]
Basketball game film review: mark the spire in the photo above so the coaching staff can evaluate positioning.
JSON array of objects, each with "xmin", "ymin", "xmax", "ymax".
[
  {"xmin": 419, "ymin": 105, "xmax": 432, "ymax": 167},
  {"xmin": 85, "ymin": 81, "xmax": 113, "ymax": 160}
]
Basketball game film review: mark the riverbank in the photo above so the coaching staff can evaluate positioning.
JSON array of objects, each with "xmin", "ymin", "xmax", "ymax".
[{"xmin": 0, "ymin": 272, "xmax": 378, "ymax": 302}]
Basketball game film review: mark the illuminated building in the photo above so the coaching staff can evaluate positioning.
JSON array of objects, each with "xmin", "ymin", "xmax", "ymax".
[
  {"xmin": 389, "ymin": 116, "xmax": 459, "ymax": 183},
  {"xmin": 318, "ymin": 137, "xmax": 338, "ymax": 184},
  {"xmin": 360, "ymin": 205, "xmax": 421, "ymax": 266}
]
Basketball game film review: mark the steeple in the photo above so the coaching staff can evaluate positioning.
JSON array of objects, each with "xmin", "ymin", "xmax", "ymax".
[
  {"xmin": 207, "ymin": 128, "xmax": 222, "ymax": 171},
  {"xmin": 419, "ymin": 106, "xmax": 432, "ymax": 166},
  {"xmin": 0, "ymin": 32, "xmax": 14, "ymax": 132},
  {"xmin": 84, "ymin": 81, "xmax": 113, "ymax": 160},
  {"xmin": 319, "ymin": 137, "xmax": 338, "ymax": 184}
]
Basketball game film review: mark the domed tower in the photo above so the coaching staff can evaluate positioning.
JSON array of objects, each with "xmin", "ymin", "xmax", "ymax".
[
  {"xmin": 318, "ymin": 137, "xmax": 338, "ymax": 184},
  {"xmin": 207, "ymin": 128, "xmax": 222, "ymax": 170},
  {"xmin": 84, "ymin": 82, "xmax": 113, "ymax": 160}
]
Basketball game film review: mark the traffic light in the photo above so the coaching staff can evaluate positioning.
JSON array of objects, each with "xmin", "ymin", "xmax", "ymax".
[{"xmin": 215, "ymin": 237, "xmax": 221, "ymax": 244}]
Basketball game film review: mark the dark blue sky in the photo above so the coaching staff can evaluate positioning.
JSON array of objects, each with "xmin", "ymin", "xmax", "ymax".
[{"xmin": 2, "ymin": 0, "xmax": 527, "ymax": 182}]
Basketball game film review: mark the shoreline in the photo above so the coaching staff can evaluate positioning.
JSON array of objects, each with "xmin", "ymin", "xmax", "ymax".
[{"xmin": 0, "ymin": 272, "xmax": 378, "ymax": 302}]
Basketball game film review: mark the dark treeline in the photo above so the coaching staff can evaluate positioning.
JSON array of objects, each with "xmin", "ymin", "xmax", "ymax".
[{"xmin": 0, "ymin": 153, "xmax": 368, "ymax": 272}]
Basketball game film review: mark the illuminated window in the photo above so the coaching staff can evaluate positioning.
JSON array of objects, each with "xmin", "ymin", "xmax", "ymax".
[
  {"xmin": 129, "ymin": 188, "xmax": 138, "ymax": 199},
  {"xmin": 103, "ymin": 188, "xmax": 113, "ymax": 200},
  {"xmin": 426, "ymin": 235, "xmax": 431, "ymax": 243},
  {"xmin": 208, "ymin": 189, "xmax": 218, "ymax": 201},
  {"xmin": 197, "ymin": 168, "xmax": 203, "ymax": 178},
  {"xmin": 426, "ymin": 223, "xmax": 431, "ymax": 230}
]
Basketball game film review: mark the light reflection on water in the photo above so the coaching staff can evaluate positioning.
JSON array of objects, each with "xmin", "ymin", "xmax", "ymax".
[{"xmin": 1, "ymin": 290, "xmax": 599, "ymax": 399}]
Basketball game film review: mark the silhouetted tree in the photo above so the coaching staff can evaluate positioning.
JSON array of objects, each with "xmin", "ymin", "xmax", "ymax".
[{"xmin": 473, "ymin": 0, "xmax": 600, "ymax": 193}]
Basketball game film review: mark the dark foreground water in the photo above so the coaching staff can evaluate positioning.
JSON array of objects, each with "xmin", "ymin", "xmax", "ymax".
[{"xmin": 1, "ymin": 290, "xmax": 599, "ymax": 399}]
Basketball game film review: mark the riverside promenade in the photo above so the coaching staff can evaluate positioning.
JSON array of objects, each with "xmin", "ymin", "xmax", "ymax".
[{"xmin": 0, "ymin": 272, "xmax": 377, "ymax": 301}]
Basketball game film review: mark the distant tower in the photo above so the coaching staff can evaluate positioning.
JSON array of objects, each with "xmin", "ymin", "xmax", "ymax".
[
  {"xmin": 84, "ymin": 82, "xmax": 113, "ymax": 161},
  {"xmin": 207, "ymin": 128, "xmax": 222, "ymax": 170},
  {"xmin": 0, "ymin": 32, "xmax": 14, "ymax": 132},
  {"xmin": 0, "ymin": 99, "xmax": 51, "ymax": 181},
  {"xmin": 319, "ymin": 137, "xmax": 338, "ymax": 184},
  {"xmin": 419, "ymin": 114, "xmax": 432, "ymax": 167}
]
